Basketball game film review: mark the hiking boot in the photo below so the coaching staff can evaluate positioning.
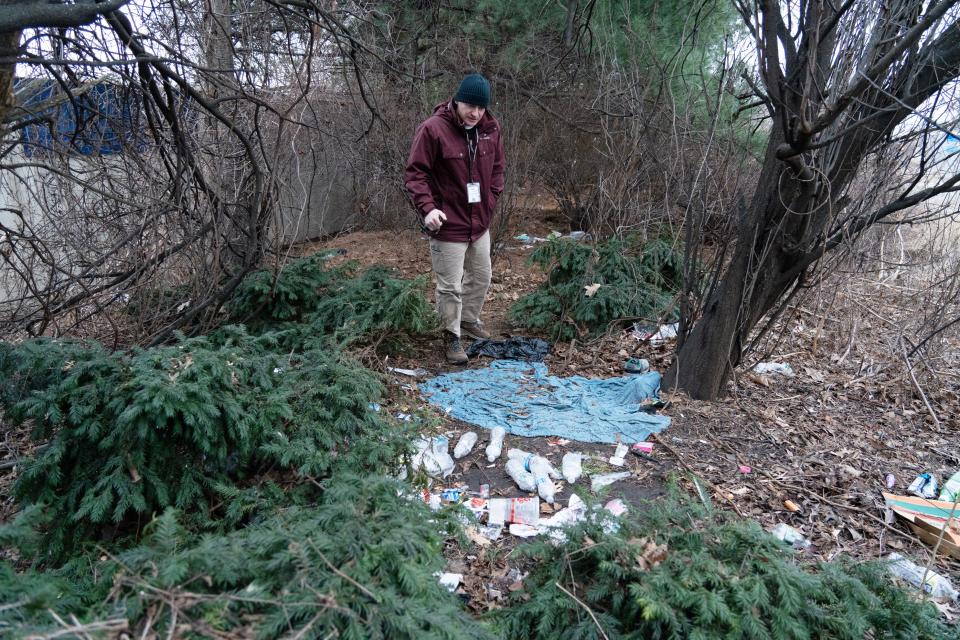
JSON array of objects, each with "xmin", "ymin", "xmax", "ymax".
[
  {"xmin": 461, "ymin": 320, "xmax": 491, "ymax": 340},
  {"xmin": 445, "ymin": 333, "xmax": 469, "ymax": 364}
]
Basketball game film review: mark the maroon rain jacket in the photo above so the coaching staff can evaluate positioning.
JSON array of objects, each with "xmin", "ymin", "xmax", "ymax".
[{"xmin": 404, "ymin": 101, "xmax": 505, "ymax": 243}]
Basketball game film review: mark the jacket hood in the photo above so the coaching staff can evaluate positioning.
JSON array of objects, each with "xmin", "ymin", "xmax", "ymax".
[{"xmin": 433, "ymin": 100, "xmax": 497, "ymax": 134}]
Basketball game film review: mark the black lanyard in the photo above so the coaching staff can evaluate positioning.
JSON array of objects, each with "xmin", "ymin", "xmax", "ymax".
[{"xmin": 465, "ymin": 128, "xmax": 478, "ymax": 179}]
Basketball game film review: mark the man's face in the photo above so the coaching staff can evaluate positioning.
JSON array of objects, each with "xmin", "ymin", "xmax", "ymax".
[{"xmin": 455, "ymin": 101, "xmax": 485, "ymax": 128}]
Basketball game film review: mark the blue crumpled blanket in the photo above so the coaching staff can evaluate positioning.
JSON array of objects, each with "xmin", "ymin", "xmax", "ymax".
[{"xmin": 419, "ymin": 360, "xmax": 670, "ymax": 444}]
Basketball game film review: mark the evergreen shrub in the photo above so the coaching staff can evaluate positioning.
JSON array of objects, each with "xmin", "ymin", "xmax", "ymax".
[
  {"xmin": 495, "ymin": 491, "xmax": 953, "ymax": 640},
  {"xmin": 229, "ymin": 253, "xmax": 437, "ymax": 343},
  {"xmin": 509, "ymin": 235, "xmax": 682, "ymax": 340},
  {"xmin": 1, "ymin": 476, "xmax": 495, "ymax": 640},
  {"xmin": 0, "ymin": 328, "xmax": 406, "ymax": 560}
]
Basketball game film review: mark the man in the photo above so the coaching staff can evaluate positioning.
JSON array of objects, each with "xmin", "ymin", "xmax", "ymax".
[{"xmin": 404, "ymin": 73, "xmax": 505, "ymax": 364}]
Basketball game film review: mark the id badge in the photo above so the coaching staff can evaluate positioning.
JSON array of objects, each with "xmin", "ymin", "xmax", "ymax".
[{"xmin": 467, "ymin": 182, "xmax": 481, "ymax": 204}]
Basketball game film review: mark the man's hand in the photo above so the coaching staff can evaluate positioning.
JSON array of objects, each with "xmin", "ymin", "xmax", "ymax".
[{"xmin": 424, "ymin": 209, "xmax": 447, "ymax": 231}]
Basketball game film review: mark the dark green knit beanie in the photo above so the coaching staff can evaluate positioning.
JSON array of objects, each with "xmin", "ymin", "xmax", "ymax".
[{"xmin": 454, "ymin": 73, "xmax": 491, "ymax": 107}]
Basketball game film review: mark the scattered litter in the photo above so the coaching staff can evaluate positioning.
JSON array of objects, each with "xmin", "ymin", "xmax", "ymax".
[
  {"xmin": 604, "ymin": 498, "xmax": 628, "ymax": 516},
  {"xmin": 561, "ymin": 452, "xmax": 582, "ymax": 484},
  {"xmin": 368, "ymin": 402, "xmax": 381, "ymax": 412},
  {"xmin": 466, "ymin": 526, "xmax": 492, "ymax": 547},
  {"xmin": 395, "ymin": 412, "xmax": 412, "ymax": 422},
  {"xmin": 440, "ymin": 487, "xmax": 465, "ymax": 502},
  {"xmin": 419, "ymin": 436, "xmax": 455, "ymax": 479},
  {"xmin": 421, "ymin": 360, "xmax": 671, "ymax": 444},
  {"xmin": 386, "ymin": 366, "xmax": 431, "ymax": 378},
  {"xmin": 479, "ymin": 484, "xmax": 490, "ymax": 498},
  {"xmin": 783, "ymin": 499, "xmax": 801, "ymax": 513},
  {"xmin": 908, "ymin": 473, "xmax": 939, "ymax": 499},
  {"xmin": 453, "ymin": 432, "xmax": 478, "ymax": 459},
  {"xmin": 465, "ymin": 337, "xmax": 552, "ymax": 362},
  {"xmin": 477, "ymin": 523, "xmax": 503, "ymax": 541},
  {"xmin": 884, "ymin": 492, "xmax": 960, "ymax": 559},
  {"xmin": 751, "ymin": 362, "xmax": 795, "ymax": 376},
  {"xmin": 885, "ymin": 473, "xmax": 897, "ymax": 490},
  {"xmin": 506, "ymin": 458, "xmax": 537, "ymax": 492},
  {"xmin": 624, "ymin": 358, "xmax": 650, "ymax": 373},
  {"xmin": 633, "ymin": 322, "xmax": 678, "ymax": 344},
  {"xmin": 567, "ymin": 230, "xmax": 591, "ymax": 241},
  {"xmin": 438, "ymin": 573, "xmax": 463, "ymax": 592},
  {"xmin": 507, "ymin": 449, "xmax": 560, "ymax": 503},
  {"xmin": 547, "ymin": 438, "xmax": 571, "ymax": 446},
  {"xmin": 485, "ymin": 427, "xmax": 506, "ymax": 462},
  {"xmin": 464, "ymin": 497, "xmax": 487, "ymax": 518},
  {"xmin": 488, "ymin": 497, "xmax": 540, "ymax": 526},
  {"xmin": 591, "ymin": 471, "xmax": 632, "ymax": 491},
  {"xmin": 583, "ymin": 283, "xmax": 602, "ymax": 297},
  {"xmin": 738, "ymin": 465, "xmax": 752, "ymax": 474},
  {"xmin": 769, "ymin": 523, "xmax": 811, "ymax": 549},
  {"xmin": 631, "ymin": 442, "xmax": 655, "ymax": 455},
  {"xmin": 509, "ymin": 523, "xmax": 540, "ymax": 538},
  {"xmin": 886, "ymin": 553, "xmax": 959, "ymax": 602},
  {"xmin": 514, "ymin": 233, "xmax": 531, "ymax": 243},
  {"xmin": 939, "ymin": 471, "xmax": 960, "ymax": 503},
  {"xmin": 609, "ymin": 442, "xmax": 629, "ymax": 467}
]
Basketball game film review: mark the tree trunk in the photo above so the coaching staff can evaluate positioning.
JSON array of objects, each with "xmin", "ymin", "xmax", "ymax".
[{"xmin": 0, "ymin": 26, "xmax": 21, "ymax": 128}]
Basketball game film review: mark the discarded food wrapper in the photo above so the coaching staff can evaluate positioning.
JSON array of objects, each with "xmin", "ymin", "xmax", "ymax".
[
  {"xmin": 438, "ymin": 572, "xmax": 463, "ymax": 592},
  {"xmin": 631, "ymin": 442, "xmax": 655, "ymax": 454},
  {"xmin": 769, "ymin": 523, "xmax": 811, "ymax": 549},
  {"xmin": 441, "ymin": 487, "xmax": 466, "ymax": 502},
  {"xmin": 633, "ymin": 322, "xmax": 678, "ymax": 344},
  {"xmin": 547, "ymin": 437, "xmax": 571, "ymax": 446},
  {"xmin": 908, "ymin": 473, "xmax": 939, "ymax": 499},
  {"xmin": 486, "ymin": 427, "xmax": 506, "ymax": 462},
  {"xmin": 884, "ymin": 492, "xmax": 960, "ymax": 560},
  {"xmin": 886, "ymin": 553, "xmax": 958, "ymax": 602},
  {"xmin": 464, "ymin": 497, "xmax": 487, "ymax": 518},
  {"xmin": 591, "ymin": 471, "xmax": 632, "ymax": 491},
  {"xmin": 751, "ymin": 362, "xmax": 795, "ymax": 377},
  {"xmin": 509, "ymin": 523, "xmax": 540, "ymax": 538},
  {"xmin": 609, "ymin": 442, "xmax": 629, "ymax": 467},
  {"xmin": 738, "ymin": 465, "xmax": 752, "ymax": 474},
  {"xmin": 453, "ymin": 431, "xmax": 478, "ymax": 459},
  {"xmin": 488, "ymin": 497, "xmax": 539, "ymax": 526},
  {"xmin": 624, "ymin": 358, "xmax": 650, "ymax": 373},
  {"xmin": 477, "ymin": 522, "xmax": 503, "ymax": 541},
  {"xmin": 387, "ymin": 366, "xmax": 431, "ymax": 378}
]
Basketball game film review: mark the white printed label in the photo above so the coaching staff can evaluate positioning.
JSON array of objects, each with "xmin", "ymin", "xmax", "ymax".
[{"xmin": 467, "ymin": 182, "xmax": 481, "ymax": 203}]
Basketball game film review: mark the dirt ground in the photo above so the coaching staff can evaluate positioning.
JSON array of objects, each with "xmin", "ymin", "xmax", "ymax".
[{"xmin": 309, "ymin": 219, "xmax": 960, "ymax": 614}]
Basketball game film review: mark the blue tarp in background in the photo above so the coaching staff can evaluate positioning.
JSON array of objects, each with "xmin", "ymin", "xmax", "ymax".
[{"xmin": 420, "ymin": 360, "xmax": 671, "ymax": 444}]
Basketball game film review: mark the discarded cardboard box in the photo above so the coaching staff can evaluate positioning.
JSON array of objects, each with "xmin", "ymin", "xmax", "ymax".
[{"xmin": 883, "ymin": 492, "xmax": 960, "ymax": 560}]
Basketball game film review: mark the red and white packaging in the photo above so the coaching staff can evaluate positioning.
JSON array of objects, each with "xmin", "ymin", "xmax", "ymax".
[{"xmin": 487, "ymin": 497, "xmax": 540, "ymax": 526}]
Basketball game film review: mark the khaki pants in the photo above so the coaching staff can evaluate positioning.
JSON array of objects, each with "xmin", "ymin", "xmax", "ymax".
[{"xmin": 429, "ymin": 231, "xmax": 492, "ymax": 336}]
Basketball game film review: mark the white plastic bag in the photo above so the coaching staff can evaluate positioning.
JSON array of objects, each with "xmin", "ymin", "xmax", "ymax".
[
  {"xmin": 486, "ymin": 427, "xmax": 506, "ymax": 462},
  {"xmin": 561, "ymin": 452, "xmax": 582, "ymax": 485},
  {"xmin": 422, "ymin": 436, "xmax": 454, "ymax": 478},
  {"xmin": 453, "ymin": 431, "xmax": 478, "ymax": 459}
]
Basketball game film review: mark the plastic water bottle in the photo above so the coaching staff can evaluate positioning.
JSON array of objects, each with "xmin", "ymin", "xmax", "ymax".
[
  {"xmin": 506, "ymin": 458, "xmax": 537, "ymax": 492},
  {"xmin": 486, "ymin": 427, "xmax": 506, "ymax": 462},
  {"xmin": 453, "ymin": 432, "xmax": 478, "ymax": 459}
]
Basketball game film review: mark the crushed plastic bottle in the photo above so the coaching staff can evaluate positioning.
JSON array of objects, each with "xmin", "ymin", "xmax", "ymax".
[
  {"xmin": 561, "ymin": 452, "xmax": 582, "ymax": 485},
  {"xmin": 506, "ymin": 458, "xmax": 537, "ymax": 492},
  {"xmin": 887, "ymin": 553, "xmax": 959, "ymax": 602},
  {"xmin": 769, "ymin": 523, "xmax": 811, "ymax": 549},
  {"xmin": 591, "ymin": 471, "xmax": 631, "ymax": 491},
  {"xmin": 507, "ymin": 449, "xmax": 557, "ymax": 503},
  {"xmin": 486, "ymin": 427, "xmax": 506, "ymax": 462},
  {"xmin": 454, "ymin": 431, "xmax": 478, "ymax": 459}
]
